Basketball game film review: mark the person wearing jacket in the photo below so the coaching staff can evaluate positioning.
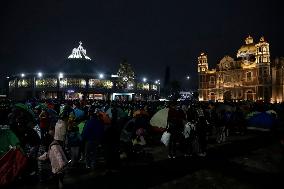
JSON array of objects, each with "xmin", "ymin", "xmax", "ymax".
[{"xmin": 81, "ymin": 108, "xmax": 104, "ymax": 169}]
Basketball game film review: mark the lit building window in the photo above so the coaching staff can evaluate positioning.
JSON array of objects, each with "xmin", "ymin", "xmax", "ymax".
[
  {"xmin": 89, "ymin": 79, "xmax": 113, "ymax": 89},
  {"xmin": 60, "ymin": 78, "xmax": 86, "ymax": 88},
  {"xmin": 18, "ymin": 79, "xmax": 32, "ymax": 88},
  {"xmin": 152, "ymin": 84, "xmax": 158, "ymax": 91},
  {"xmin": 9, "ymin": 80, "xmax": 16, "ymax": 88},
  {"xmin": 36, "ymin": 78, "xmax": 57, "ymax": 88},
  {"xmin": 137, "ymin": 83, "xmax": 149, "ymax": 90}
]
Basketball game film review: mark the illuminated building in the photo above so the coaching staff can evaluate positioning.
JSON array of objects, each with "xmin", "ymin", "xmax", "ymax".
[
  {"xmin": 271, "ymin": 57, "xmax": 284, "ymax": 102},
  {"xmin": 198, "ymin": 35, "xmax": 278, "ymax": 102},
  {"xmin": 8, "ymin": 42, "xmax": 160, "ymax": 101}
]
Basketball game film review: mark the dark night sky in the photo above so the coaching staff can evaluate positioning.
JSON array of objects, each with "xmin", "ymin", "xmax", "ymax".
[{"xmin": 0, "ymin": 0, "xmax": 283, "ymax": 89}]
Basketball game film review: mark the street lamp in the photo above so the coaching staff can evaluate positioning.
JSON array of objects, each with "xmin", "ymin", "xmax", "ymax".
[
  {"xmin": 155, "ymin": 79, "xmax": 161, "ymax": 96},
  {"xmin": 57, "ymin": 72, "xmax": 64, "ymax": 100},
  {"xmin": 99, "ymin": 73, "xmax": 104, "ymax": 79},
  {"xmin": 38, "ymin": 72, "xmax": 43, "ymax": 78},
  {"xmin": 21, "ymin": 73, "xmax": 25, "ymax": 78},
  {"xmin": 143, "ymin": 77, "xmax": 147, "ymax": 82},
  {"xmin": 58, "ymin": 72, "xmax": 64, "ymax": 79},
  {"xmin": 186, "ymin": 76, "xmax": 190, "ymax": 80}
]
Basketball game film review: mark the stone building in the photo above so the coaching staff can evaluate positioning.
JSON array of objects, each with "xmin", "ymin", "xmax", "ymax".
[
  {"xmin": 198, "ymin": 35, "xmax": 274, "ymax": 102},
  {"xmin": 271, "ymin": 57, "xmax": 284, "ymax": 102}
]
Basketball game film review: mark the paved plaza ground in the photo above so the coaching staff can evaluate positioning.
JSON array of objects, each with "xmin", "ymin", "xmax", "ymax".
[{"xmin": 6, "ymin": 131, "xmax": 284, "ymax": 189}]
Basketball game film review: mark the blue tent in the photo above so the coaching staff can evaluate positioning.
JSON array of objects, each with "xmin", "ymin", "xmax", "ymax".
[{"xmin": 247, "ymin": 112, "xmax": 275, "ymax": 131}]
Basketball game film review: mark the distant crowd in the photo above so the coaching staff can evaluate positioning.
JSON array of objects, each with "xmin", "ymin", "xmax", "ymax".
[{"xmin": 1, "ymin": 98, "xmax": 284, "ymax": 188}]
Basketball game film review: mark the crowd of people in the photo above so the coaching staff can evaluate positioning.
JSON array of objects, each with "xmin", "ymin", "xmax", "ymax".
[{"xmin": 0, "ymin": 98, "xmax": 284, "ymax": 188}]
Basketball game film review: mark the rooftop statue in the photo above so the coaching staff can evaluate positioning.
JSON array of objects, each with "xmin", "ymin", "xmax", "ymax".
[{"xmin": 68, "ymin": 41, "xmax": 91, "ymax": 60}]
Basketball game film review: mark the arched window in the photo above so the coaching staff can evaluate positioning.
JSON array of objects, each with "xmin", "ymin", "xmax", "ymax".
[
  {"xmin": 209, "ymin": 76, "xmax": 215, "ymax": 84},
  {"xmin": 246, "ymin": 71, "xmax": 252, "ymax": 82}
]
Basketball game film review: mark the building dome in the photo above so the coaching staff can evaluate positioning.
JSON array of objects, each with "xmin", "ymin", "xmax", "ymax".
[{"xmin": 237, "ymin": 36, "xmax": 257, "ymax": 58}]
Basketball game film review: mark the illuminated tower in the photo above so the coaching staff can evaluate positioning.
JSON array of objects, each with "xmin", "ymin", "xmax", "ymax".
[
  {"xmin": 198, "ymin": 52, "xmax": 208, "ymax": 101},
  {"xmin": 198, "ymin": 52, "xmax": 208, "ymax": 73},
  {"xmin": 255, "ymin": 37, "xmax": 271, "ymax": 101}
]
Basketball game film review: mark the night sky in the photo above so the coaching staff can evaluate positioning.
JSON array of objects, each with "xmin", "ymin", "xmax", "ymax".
[{"xmin": 0, "ymin": 0, "xmax": 282, "ymax": 89}]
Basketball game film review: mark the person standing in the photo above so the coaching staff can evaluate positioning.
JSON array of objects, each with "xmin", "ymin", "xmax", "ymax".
[
  {"xmin": 66, "ymin": 126, "xmax": 81, "ymax": 167},
  {"xmin": 104, "ymin": 104, "xmax": 121, "ymax": 172},
  {"xmin": 82, "ymin": 108, "xmax": 104, "ymax": 169},
  {"xmin": 167, "ymin": 101, "xmax": 184, "ymax": 159},
  {"xmin": 38, "ymin": 126, "xmax": 68, "ymax": 189},
  {"xmin": 195, "ymin": 103, "xmax": 208, "ymax": 157}
]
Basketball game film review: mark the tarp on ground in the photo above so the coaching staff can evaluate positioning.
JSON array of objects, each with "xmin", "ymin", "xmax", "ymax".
[
  {"xmin": 247, "ymin": 112, "xmax": 275, "ymax": 131},
  {"xmin": 245, "ymin": 111, "xmax": 260, "ymax": 120}
]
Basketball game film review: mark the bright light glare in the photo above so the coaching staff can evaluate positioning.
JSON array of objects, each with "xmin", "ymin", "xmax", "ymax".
[
  {"xmin": 21, "ymin": 73, "xmax": 25, "ymax": 78},
  {"xmin": 143, "ymin": 78, "xmax": 147, "ymax": 82},
  {"xmin": 38, "ymin": 72, "xmax": 43, "ymax": 77},
  {"xmin": 59, "ymin": 72, "xmax": 63, "ymax": 79},
  {"xmin": 99, "ymin": 74, "xmax": 104, "ymax": 79}
]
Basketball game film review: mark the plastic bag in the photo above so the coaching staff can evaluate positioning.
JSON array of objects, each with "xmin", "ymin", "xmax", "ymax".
[
  {"xmin": 160, "ymin": 131, "xmax": 171, "ymax": 146},
  {"xmin": 183, "ymin": 122, "xmax": 195, "ymax": 139}
]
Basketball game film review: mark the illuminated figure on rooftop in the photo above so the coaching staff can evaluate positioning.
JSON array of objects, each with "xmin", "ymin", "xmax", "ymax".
[{"xmin": 68, "ymin": 41, "xmax": 91, "ymax": 60}]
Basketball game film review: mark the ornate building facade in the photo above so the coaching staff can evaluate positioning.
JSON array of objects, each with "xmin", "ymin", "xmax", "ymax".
[{"xmin": 198, "ymin": 35, "xmax": 274, "ymax": 102}]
